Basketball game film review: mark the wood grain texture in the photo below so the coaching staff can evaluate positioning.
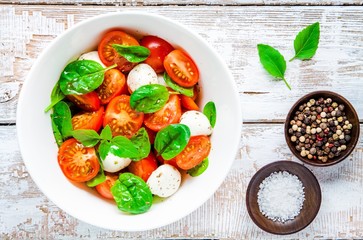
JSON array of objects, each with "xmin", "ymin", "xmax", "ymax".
[
  {"xmin": 1, "ymin": 125, "xmax": 362, "ymax": 238},
  {"xmin": 1, "ymin": 5, "xmax": 363, "ymax": 123},
  {"xmin": 1, "ymin": 0, "xmax": 363, "ymax": 6}
]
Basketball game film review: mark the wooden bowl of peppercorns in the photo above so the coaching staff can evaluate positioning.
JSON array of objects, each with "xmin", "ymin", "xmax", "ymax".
[{"xmin": 285, "ymin": 91, "xmax": 360, "ymax": 166}]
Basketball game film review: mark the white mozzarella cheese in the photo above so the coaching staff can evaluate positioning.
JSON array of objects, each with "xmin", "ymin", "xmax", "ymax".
[
  {"xmin": 78, "ymin": 51, "xmax": 106, "ymax": 67},
  {"xmin": 147, "ymin": 164, "xmax": 181, "ymax": 198},
  {"xmin": 127, "ymin": 63, "xmax": 158, "ymax": 92},
  {"xmin": 102, "ymin": 153, "xmax": 131, "ymax": 173},
  {"xmin": 180, "ymin": 110, "xmax": 213, "ymax": 136}
]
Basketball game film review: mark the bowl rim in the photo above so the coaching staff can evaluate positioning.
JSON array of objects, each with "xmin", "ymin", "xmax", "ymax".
[
  {"xmin": 16, "ymin": 11, "xmax": 243, "ymax": 231},
  {"xmin": 284, "ymin": 90, "xmax": 360, "ymax": 167}
]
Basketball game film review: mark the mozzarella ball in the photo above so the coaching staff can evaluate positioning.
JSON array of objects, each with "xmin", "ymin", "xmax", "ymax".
[
  {"xmin": 147, "ymin": 164, "xmax": 181, "ymax": 198},
  {"xmin": 78, "ymin": 51, "xmax": 106, "ymax": 67},
  {"xmin": 180, "ymin": 110, "xmax": 213, "ymax": 136},
  {"xmin": 157, "ymin": 74, "xmax": 168, "ymax": 87},
  {"xmin": 127, "ymin": 63, "xmax": 158, "ymax": 92},
  {"xmin": 102, "ymin": 153, "xmax": 131, "ymax": 173}
]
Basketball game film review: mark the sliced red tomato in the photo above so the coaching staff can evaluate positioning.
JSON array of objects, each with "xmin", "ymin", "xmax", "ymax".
[
  {"xmin": 67, "ymin": 91, "xmax": 101, "ymax": 111},
  {"xmin": 96, "ymin": 68, "xmax": 127, "ymax": 105},
  {"xmin": 71, "ymin": 106, "xmax": 104, "ymax": 131},
  {"xmin": 103, "ymin": 95, "xmax": 144, "ymax": 138},
  {"xmin": 175, "ymin": 135, "xmax": 211, "ymax": 170},
  {"xmin": 144, "ymin": 126, "xmax": 156, "ymax": 145},
  {"xmin": 95, "ymin": 173, "xmax": 118, "ymax": 200},
  {"xmin": 144, "ymin": 94, "xmax": 181, "ymax": 132},
  {"xmin": 155, "ymin": 154, "xmax": 179, "ymax": 169},
  {"xmin": 58, "ymin": 138, "xmax": 100, "ymax": 182},
  {"xmin": 164, "ymin": 49, "xmax": 199, "ymax": 87},
  {"xmin": 128, "ymin": 153, "xmax": 158, "ymax": 182},
  {"xmin": 180, "ymin": 95, "xmax": 199, "ymax": 111},
  {"xmin": 140, "ymin": 35, "xmax": 174, "ymax": 73},
  {"xmin": 98, "ymin": 30, "xmax": 140, "ymax": 73}
]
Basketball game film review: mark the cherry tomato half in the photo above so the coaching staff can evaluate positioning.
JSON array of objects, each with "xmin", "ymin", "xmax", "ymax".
[
  {"xmin": 58, "ymin": 138, "xmax": 100, "ymax": 182},
  {"xmin": 103, "ymin": 95, "xmax": 144, "ymax": 138},
  {"xmin": 164, "ymin": 49, "xmax": 199, "ymax": 87},
  {"xmin": 71, "ymin": 106, "xmax": 104, "ymax": 132},
  {"xmin": 140, "ymin": 35, "xmax": 174, "ymax": 73},
  {"xmin": 176, "ymin": 135, "xmax": 211, "ymax": 170},
  {"xmin": 180, "ymin": 95, "xmax": 199, "ymax": 111},
  {"xmin": 128, "ymin": 153, "xmax": 158, "ymax": 182},
  {"xmin": 144, "ymin": 94, "xmax": 181, "ymax": 132},
  {"xmin": 98, "ymin": 30, "xmax": 140, "ymax": 73},
  {"xmin": 96, "ymin": 68, "xmax": 127, "ymax": 105},
  {"xmin": 95, "ymin": 173, "xmax": 118, "ymax": 200},
  {"xmin": 67, "ymin": 91, "xmax": 101, "ymax": 111}
]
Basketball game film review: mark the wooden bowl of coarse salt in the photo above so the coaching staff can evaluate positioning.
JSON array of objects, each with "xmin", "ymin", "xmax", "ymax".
[{"xmin": 246, "ymin": 161, "xmax": 321, "ymax": 235}]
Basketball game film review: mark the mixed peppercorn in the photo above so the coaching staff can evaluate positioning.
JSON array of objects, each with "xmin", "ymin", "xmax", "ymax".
[{"xmin": 288, "ymin": 97, "xmax": 353, "ymax": 163}]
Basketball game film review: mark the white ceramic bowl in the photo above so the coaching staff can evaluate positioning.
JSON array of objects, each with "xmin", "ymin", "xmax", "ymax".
[{"xmin": 17, "ymin": 12, "xmax": 242, "ymax": 231}]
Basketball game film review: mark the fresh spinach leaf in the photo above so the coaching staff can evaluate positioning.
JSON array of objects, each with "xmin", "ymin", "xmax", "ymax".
[
  {"xmin": 290, "ymin": 22, "xmax": 320, "ymax": 61},
  {"xmin": 45, "ymin": 81, "xmax": 65, "ymax": 112},
  {"xmin": 51, "ymin": 101, "xmax": 73, "ymax": 140},
  {"xmin": 112, "ymin": 44, "xmax": 150, "ymax": 63},
  {"xmin": 86, "ymin": 168, "xmax": 106, "ymax": 187},
  {"xmin": 203, "ymin": 101, "xmax": 217, "ymax": 128},
  {"xmin": 51, "ymin": 118, "xmax": 64, "ymax": 146},
  {"xmin": 130, "ymin": 84, "xmax": 169, "ymax": 113},
  {"xmin": 109, "ymin": 136, "xmax": 140, "ymax": 159},
  {"xmin": 111, "ymin": 173, "xmax": 153, "ymax": 214},
  {"xmin": 154, "ymin": 124, "xmax": 191, "ymax": 160},
  {"xmin": 163, "ymin": 72, "xmax": 194, "ymax": 97},
  {"xmin": 257, "ymin": 44, "xmax": 291, "ymax": 90},
  {"xmin": 187, "ymin": 158, "xmax": 209, "ymax": 177},
  {"xmin": 59, "ymin": 60, "xmax": 116, "ymax": 95},
  {"xmin": 72, "ymin": 129, "xmax": 101, "ymax": 147},
  {"xmin": 130, "ymin": 128, "xmax": 151, "ymax": 161}
]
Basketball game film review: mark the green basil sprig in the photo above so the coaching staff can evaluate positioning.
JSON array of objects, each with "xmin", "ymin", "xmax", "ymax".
[
  {"xmin": 290, "ymin": 22, "xmax": 320, "ymax": 61},
  {"xmin": 112, "ymin": 44, "xmax": 150, "ymax": 63},
  {"xmin": 163, "ymin": 72, "xmax": 194, "ymax": 97},
  {"xmin": 59, "ymin": 60, "xmax": 116, "ymax": 95},
  {"xmin": 187, "ymin": 158, "xmax": 209, "ymax": 177},
  {"xmin": 257, "ymin": 44, "xmax": 291, "ymax": 90},
  {"xmin": 154, "ymin": 124, "xmax": 191, "ymax": 160},
  {"xmin": 45, "ymin": 81, "xmax": 65, "ymax": 112},
  {"xmin": 111, "ymin": 173, "xmax": 153, "ymax": 214},
  {"xmin": 72, "ymin": 129, "xmax": 101, "ymax": 147},
  {"xmin": 130, "ymin": 84, "xmax": 169, "ymax": 113},
  {"xmin": 203, "ymin": 101, "xmax": 217, "ymax": 128},
  {"xmin": 51, "ymin": 101, "xmax": 73, "ymax": 146}
]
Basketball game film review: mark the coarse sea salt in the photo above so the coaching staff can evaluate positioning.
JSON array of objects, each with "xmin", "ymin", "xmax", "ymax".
[{"xmin": 257, "ymin": 171, "xmax": 305, "ymax": 223}]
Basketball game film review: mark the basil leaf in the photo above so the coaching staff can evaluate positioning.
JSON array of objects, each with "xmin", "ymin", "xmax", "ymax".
[
  {"xmin": 130, "ymin": 128, "xmax": 151, "ymax": 161},
  {"xmin": 187, "ymin": 158, "xmax": 209, "ymax": 177},
  {"xmin": 163, "ymin": 72, "xmax": 194, "ymax": 97},
  {"xmin": 203, "ymin": 101, "xmax": 217, "ymax": 128},
  {"xmin": 130, "ymin": 84, "xmax": 169, "ymax": 113},
  {"xmin": 86, "ymin": 168, "xmax": 106, "ymax": 187},
  {"xmin": 51, "ymin": 118, "xmax": 63, "ymax": 146},
  {"xmin": 110, "ymin": 136, "xmax": 140, "ymax": 159},
  {"xmin": 71, "ymin": 129, "xmax": 101, "ymax": 147},
  {"xmin": 112, "ymin": 44, "xmax": 150, "ymax": 63},
  {"xmin": 59, "ymin": 60, "xmax": 116, "ymax": 95},
  {"xmin": 45, "ymin": 81, "xmax": 65, "ymax": 112},
  {"xmin": 290, "ymin": 22, "xmax": 320, "ymax": 61},
  {"xmin": 257, "ymin": 44, "xmax": 291, "ymax": 90},
  {"xmin": 154, "ymin": 124, "xmax": 191, "ymax": 160},
  {"xmin": 51, "ymin": 101, "xmax": 73, "ymax": 140},
  {"xmin": 99, "ymin": 140, "xmax": 112, "ymax": 161},
  {"xmin": 100, "ymin": 125, "xmax": 112, "ymax": 141},
  {"xmin": 111, "ymin": 173, "xmax": 153, "ymax": 214}
]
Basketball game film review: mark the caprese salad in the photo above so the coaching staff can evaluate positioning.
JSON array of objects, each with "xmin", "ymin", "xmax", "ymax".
[{"xmin": 45, "ymin": 30, "xmax": 216, "ymax": 214}]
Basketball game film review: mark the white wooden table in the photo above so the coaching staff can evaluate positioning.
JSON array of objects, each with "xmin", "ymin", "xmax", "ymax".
[{"xmin": 1, "ymin": 1, "xmax": 363, "ymax": 239}]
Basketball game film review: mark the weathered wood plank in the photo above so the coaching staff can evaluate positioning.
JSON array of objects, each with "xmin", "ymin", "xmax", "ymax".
[
  {"xmin": 1, "ymin": 0, "xmax": 363, "ymax": 6},
  {"xmin": 1, "ymin": 5, "xmax": 363, "ymax": 124},
  {"xmin": 1, "ymin": 124, "xmax": 362, "ymax": 238}
]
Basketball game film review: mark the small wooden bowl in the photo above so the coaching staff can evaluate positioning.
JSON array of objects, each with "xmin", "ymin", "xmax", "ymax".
[
  {"xmin": 285, "ymin": 91, "xmax": 360, "ymax": 167},
  {"xmin": 246, "ymin": 161, "xmax": 321, "ymax": 235}
]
